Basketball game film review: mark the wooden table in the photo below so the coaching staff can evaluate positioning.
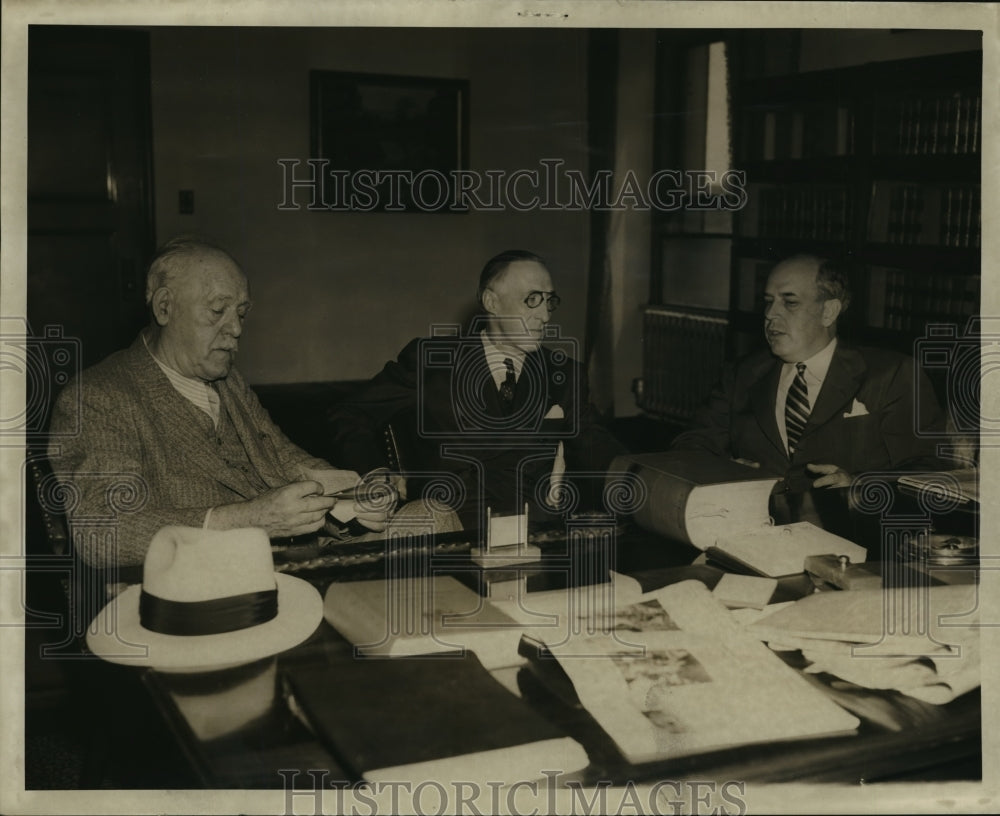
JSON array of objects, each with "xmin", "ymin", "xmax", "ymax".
[{"xmin": 137, "ymin": 522, "xmax": 981, "ymax": 789}]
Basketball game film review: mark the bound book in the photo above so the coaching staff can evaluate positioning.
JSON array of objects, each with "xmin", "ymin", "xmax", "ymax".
[
  {"xmin": 323, "ymin": 576, "xmax": 526, "ymax": 670},
  {"xmin": 518, "ymin": 580, "xmax": 859, "ymax": 766},
  {"xmin": 284, "ymin": 651, "xmax": 589, "ymax": 784},
  {"xmin": 706, "ymin": 521, "xmax": 868, "ymax": 578},
  {"xmin": 606, "ymin": 451, "xmax": 778, "ymax": 549},
  {"xmin": 897, "ymin": 467, "xmax": 979, "ymax": 504}
]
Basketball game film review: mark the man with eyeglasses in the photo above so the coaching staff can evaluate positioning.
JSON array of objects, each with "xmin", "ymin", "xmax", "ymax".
[{"xmin": 329, "ymin": 249, "xmax": 625, "ymax": 529}]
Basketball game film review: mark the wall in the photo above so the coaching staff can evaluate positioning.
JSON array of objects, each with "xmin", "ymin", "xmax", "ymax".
[
  {"xmin": 602, "ymin": 29, "xmax": 656, "ymax": 417},
  {"xmin": 798, "ymin": 28, "xmax": 983, "ymax": 72},
  {"xmin": 150, "ymin": 28, "xmax": 975, "ymax": 394},
  {"xmin": 150, "ymin": 27, "xmax": 590, "ymax": 385}
]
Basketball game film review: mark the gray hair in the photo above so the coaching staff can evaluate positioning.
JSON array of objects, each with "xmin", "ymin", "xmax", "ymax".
[
  {"xmin": 477, "ymin": 249, "xmax": 548, "ymax": 307},
  {"xmin": 144, "ymin": 236, "xmax": 234, "ymax": 304}
]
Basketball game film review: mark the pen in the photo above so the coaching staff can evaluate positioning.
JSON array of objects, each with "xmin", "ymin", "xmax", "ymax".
[{"xmin": 327, "ymin": 484, "xmax": 391, "ymax": 500}]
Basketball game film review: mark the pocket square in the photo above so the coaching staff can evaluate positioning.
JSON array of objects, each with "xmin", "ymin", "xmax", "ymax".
[
  {"xmin": 544, "ymin": 404, "xmax": 565, "ymax": 420},
  {"xmin": 843, "ymin": 399, "xmax": 869, "ymax": 418}
]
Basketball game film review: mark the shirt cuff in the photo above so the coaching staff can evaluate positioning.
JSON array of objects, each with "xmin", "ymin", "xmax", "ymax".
[{"xmin": 203, "ymin": 507, "xmax": 215, "ymax": 529}]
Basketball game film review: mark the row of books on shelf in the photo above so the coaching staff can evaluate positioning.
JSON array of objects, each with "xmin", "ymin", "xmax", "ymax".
[
  {"xmin": 739, "ymin": 87, "xmax": 981, "ymax": 162},
  {"xmin": 735, "ymin": 258, "xmax": 771, "ymax": 314},
  {"xmin": 740, "ymin": 104, "xmax": 853, "ymax": 162},
  {"xmin": 736, "ymin": 258, "xmax": 980, "ymax": 331},
  {"xmin": 641, "ymin": 308, "xmax": 728, "ymax": 420},
  {"xmin": 867, "ymin": 266, "xmax": 979, "ymax": 332},
  {"xmin": 740, "ymin": 184, "xmax": 852, "ymax": 241},
  {"xmin": 868, "ymin": 181, "xmax": 981, "ymax": 248},
  {"xmin": 874, "ymin": 90, "xmax": 981, "ymax": 156}
]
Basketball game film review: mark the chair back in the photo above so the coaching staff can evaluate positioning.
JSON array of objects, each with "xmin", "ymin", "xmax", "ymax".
[
  {"xmin": 26, "ymin": 450, "xmax": 71, "ymax": 556},
  {"xmin": 25, "ymin": 449, "xmax": 120, "ymax": 656}
]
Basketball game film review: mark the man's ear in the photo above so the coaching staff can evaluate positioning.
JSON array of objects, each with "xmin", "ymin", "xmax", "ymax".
[
  {"xmin": 150, "ymin": 287, "xmax": 172, "ymax": 327},
  {"xmin": 481, "ymin": 288, "xmax": 498, "ymax": 316},
  {"xmin": 821, "ymin": 298, "xmax": 842, "ymax": 327}
]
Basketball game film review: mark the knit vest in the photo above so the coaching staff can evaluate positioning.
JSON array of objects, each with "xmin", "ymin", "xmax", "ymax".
[{"xmin": 194, "ymin": 392, "xmax": 271, "ymax": 496}]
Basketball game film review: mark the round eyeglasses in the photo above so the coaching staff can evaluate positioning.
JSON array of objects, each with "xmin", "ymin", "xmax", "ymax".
[{"xmin": 524, "ymin": 291, "xmax": 561, "ymax": 311}]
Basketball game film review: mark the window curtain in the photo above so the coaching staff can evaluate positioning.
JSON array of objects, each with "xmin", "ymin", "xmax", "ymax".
[{"xmin": 582, "ymin": 29, "xmax": 619, "ymax": 415}]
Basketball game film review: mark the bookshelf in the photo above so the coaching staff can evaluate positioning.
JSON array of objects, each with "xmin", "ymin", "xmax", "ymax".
[{"xmin": 729, "ymin": 49, "xmax": 982, "ymax": 360}]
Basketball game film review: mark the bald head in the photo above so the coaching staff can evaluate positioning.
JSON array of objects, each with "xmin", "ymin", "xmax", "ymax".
[
  {"xmin": 480, "ymin": 256, "xmax": 555, "ymax": 354},
  {"xmin": 763, "ymin": 255, "xmax": 847, "ymax": 363}
]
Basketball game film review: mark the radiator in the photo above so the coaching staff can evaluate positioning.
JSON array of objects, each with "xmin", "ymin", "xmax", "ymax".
[{"xmin": 639, "ymin": 307, "xmax": 729, "ymax": 420}]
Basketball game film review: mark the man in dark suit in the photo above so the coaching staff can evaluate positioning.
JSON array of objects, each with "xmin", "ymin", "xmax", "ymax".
[
  {"xmin": 672, "ymin": 254, "xmax": 946, "ymax": 526},
  {"xmin": 329, "ymin": 249, "xmax": 626, "ymax": 530}
]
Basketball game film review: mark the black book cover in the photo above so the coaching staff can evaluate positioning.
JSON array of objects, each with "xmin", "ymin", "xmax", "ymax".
[{"xmin": 284, "ymin": 650, "xmax": 586, "ymax": 781}]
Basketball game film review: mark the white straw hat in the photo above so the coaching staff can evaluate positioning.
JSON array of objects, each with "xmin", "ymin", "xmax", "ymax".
[{"xmin": 86, "ymin": 526, "xmax": 322, "ymax": 672}]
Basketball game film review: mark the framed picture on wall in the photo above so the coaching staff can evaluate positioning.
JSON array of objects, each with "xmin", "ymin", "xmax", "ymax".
[{"xmin": 310, "ymin": 70, "xmax": 469, "ymax": 213}]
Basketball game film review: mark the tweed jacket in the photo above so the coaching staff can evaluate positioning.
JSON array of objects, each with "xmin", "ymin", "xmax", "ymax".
[
  {"xmin": 671, "ymin": 343, "xmax": 946, "ymax": 494},
  {"xmin": 47, "ymin": 332, "xmax": 330, "ymax": 567},
  {"xmin": 329, "ymin": 333, "xmax": 626, "ymax": 527}
]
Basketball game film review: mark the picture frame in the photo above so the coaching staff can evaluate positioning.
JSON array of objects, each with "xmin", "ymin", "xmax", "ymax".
[{"xmin": 310, "ymin": 70, "xmax": 469, "ymax": 213}]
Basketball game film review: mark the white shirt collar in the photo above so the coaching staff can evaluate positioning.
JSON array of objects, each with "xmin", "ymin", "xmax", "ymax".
[
  {"xmin": 142, "ymin": 330, "xmax": 221, "ymax": 427},
  {"xmin": 481, "ymin": 330, "xmax": 525, "ymax": 368},
  {"xmin": 480, "ymin": 331, "xmax": 527, "ymax": 391},
  {"xmin": 788, "ymin": 336, "xmax": 838, "ymax": 385}
]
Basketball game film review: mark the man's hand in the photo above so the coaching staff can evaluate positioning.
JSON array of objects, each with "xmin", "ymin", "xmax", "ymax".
[
  {"xmin": 361, "ymin": 467, "xmax": 407, "ymax": 501},
  {"xmin": 322, "ymin": 470, "xmax": 401, "ymax": 534},
  {"xmin": 299, "ymin": 467, "xmax": 362, "ymax": 496},
  {"xmin": 210, "ymin": 481, "xmax": 336, "ymax": 537},
  {"xmin": 353, "ymin": 478, "xmax": 400, "ymax": 532},
  {"xmin": 807, "ymin": 463, "xmax": 853, "ymax": 489},
  {"xmin": 353, "ymin": 504, "xmax": 394, "ymax": 532}
]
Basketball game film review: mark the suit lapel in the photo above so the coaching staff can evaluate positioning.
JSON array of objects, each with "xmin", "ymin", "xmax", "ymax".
[
  {"xmin": 470, "ymin": 341, "xmax": 505, "ymax": 418},
  {"xmin": 125, "ymin": 336, "xmax": 255, "ymax": 498},
  {"xmin": 750, "ymin": 359, "xmax": 786, "ymax": 458},
  {"xmin": 513, "ymin": 349, "xmax": 551, "ymax": 416},
  {"xmin": 803, "ymin": 344, "xmax": 867, "ymax": 435}
]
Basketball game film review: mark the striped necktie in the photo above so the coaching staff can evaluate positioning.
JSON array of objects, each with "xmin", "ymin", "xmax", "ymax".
[
  {"xmin": 785, "ymin": 362, "xmax": 810, "ymax": 455},
  {"xmin": 499, "ymin": 358, "xmax": 516, "ymax": 413}
]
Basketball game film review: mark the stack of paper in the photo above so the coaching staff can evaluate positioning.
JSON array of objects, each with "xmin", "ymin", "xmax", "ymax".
[
  {"xmin": 747, "ymin": 585, "xmax": 981, "ymax": 704},
  {"xmin": 709, "ymin": 522, "xmax": 867, "ymax": 578}
]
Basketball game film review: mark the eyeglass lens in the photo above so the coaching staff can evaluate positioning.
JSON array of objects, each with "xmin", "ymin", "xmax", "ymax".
[{"xmin": 525, "ymin": 292, "xmax": 560, "ymax": 311}]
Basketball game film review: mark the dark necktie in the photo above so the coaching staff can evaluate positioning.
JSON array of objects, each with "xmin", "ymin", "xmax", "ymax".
[
  {"xmin": 785, "ymin": 362, "xmax": 810, "ymax": 455},
  {"xmin": 499, "ymin": 358, "xmax": 516, "ymax": 413}
]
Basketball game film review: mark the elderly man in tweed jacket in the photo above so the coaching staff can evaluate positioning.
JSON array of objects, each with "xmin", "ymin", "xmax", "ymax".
[{"xmin": 47, "ymin": 237, "xmax": 394, "ymax": 568}]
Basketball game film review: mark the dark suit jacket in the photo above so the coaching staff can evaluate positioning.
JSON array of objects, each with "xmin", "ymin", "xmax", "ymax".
[
  {"xmin": 47, "ymin": 333, "xmax": 331, "ymax": 567},
  {"xmin": 329, "ymin": 334, "xmax": 626, "ymax": 527},
  {"xmin": 672, "ymin": 343, "xmax": 947, "ymax": 497}
]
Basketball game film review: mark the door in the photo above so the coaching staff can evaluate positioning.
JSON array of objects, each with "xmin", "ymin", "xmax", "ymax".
[{"xmin": 28, "ymin": 26, "xmax": 155, "ymax": 398}]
